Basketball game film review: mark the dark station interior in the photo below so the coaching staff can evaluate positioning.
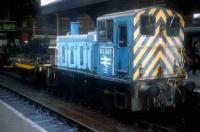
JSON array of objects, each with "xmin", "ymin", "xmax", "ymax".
[{"xmin": 0, "ymin": 0, "xmax": 200, "ymax": 132}]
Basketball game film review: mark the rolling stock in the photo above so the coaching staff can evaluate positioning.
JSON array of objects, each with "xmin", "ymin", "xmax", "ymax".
[
  {"xmin": 12, "ymin": 38, "xmax": 54, "ymax": 85},
  {"xmin": 56, "ymin": 6, "xmax": 186, "ymax": 111}
]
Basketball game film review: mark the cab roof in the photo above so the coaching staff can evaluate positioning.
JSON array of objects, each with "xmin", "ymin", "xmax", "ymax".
[{"xmin": 97, "ymin": 6, "xmax": 165, "ymax": 20}]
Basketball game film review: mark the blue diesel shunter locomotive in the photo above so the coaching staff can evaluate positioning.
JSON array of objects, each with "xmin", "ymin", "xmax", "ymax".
[{"xmin": 56, "ymin": 7, "xmax": 186, "ymax": 111}]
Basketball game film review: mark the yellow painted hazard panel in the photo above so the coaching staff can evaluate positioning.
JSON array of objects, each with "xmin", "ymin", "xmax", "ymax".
[{"xmin": 132, "ymin": 7, "xmax": 185, "ymax": 80}]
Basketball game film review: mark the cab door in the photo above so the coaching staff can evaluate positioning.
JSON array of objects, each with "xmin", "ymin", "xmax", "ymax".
[{"xmin": 115, "ymin": 17, "xmax": 131, "ymax": 78}]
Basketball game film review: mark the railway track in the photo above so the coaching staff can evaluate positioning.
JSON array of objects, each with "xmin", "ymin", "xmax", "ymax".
[
  {"xmin": 1, "ymin": 71, "xmax": 200, "ymax": 132},
  {"xmin": 0, "ymin": 85, "xmax": 178, "ymax": 132},
  {"xmin": 0, "ymin": 86, "xmax": 94, "ymax": 132}
]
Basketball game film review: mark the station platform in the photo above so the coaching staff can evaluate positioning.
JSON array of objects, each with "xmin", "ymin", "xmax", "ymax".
[{"xmin": 0, "ymin": 100, "xmax": 46, "ymax": 132}]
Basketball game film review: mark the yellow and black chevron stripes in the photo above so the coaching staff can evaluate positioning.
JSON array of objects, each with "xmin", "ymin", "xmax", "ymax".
[
  {"xmin": 156, "ymin": 9, "xmax": 167, "ymax": 22},
  {"xmin": 149, "ymin": 8, "xmax": 157, "ymax": 15},
  {"xmin": 143, "ymin": 49, "xmax": 173, "ymax": 78},
  {"xmin": 132, "ymin": 7, "xmax": 184, "ymax": 80},
  {"xmin": 166, "ymin": 9, "xmax": 173, "ymax": 16}
]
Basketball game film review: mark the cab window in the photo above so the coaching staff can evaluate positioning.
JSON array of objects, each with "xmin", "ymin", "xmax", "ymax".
[
  {"xmin": 140, "ymin": 15, "xmax": 155, "ymax": 35},
  {"xmin": 119, "ymin": 25, "xmax": 127, "ymax": 47},
  {"xmin": 98, "ymin": 19, "xmax": 113, "ymax": 43},
  {"xmin": 166, "ymin": 16, "xmax": 180, "ymax": 36}
]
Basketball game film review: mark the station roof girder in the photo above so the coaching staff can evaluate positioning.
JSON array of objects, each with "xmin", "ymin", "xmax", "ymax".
[{"xmin": 41, "ymin": 0, "xmax": 110, "ymax": 15}]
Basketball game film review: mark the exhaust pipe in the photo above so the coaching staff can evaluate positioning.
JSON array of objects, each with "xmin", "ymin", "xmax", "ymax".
[{"xmin": 70, "ymin": 22, "xmax": 80, "ymax": 35}]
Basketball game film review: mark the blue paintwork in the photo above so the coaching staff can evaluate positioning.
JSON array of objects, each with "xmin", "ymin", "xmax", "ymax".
[
  {"xmin": 99, "ymin": 46, "xmax": 114, "ymax": 76},
  {"xmin": 57, "ymin": 41, "xmax": 66, "ymax": 67},
  {"xmin": 57, "ymin": 32, "xmax": 96, "ymax": 72},
  {"xmin": 57, "ymin": 13, "xmax": 136, "ymax": 81},
  {"xmin": 114, "ymin": 16, "xmax": 132, "ymax": 79},
  {"xmin": 70, "ymin": 22, "xmax": 80, "ymax": 35}
]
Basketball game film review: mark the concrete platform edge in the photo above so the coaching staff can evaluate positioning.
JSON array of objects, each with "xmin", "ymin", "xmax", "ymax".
[{"xmin": 0, "ymin": 100, "xmax": 47, "ymax": 132}]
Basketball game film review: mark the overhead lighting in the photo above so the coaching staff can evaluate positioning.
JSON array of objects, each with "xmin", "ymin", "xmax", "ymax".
[
  {"xmin": 193, "ymin": 13, "xmax": 200, "ymax": 19},
  {"xmin": 41, "ymin": 0, "xmax": 59, "ymax": 6}
]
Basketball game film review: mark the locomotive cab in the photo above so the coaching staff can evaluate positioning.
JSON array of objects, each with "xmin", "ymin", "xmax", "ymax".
[
  {"xmin": 97, "ymin": 17, "xmax": 133, "ymax": 79},
  {"xmin": 97, "ymin": 7, "xmax": 185, "ymax": 80},
  {"xmin": 97, "ymin": 7, "xmax": 186, "ymax": 111}
]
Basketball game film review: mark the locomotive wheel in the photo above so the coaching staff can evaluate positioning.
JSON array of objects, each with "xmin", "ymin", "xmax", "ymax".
[{"xmin": 101, "ymin": 92, "xmax": 114, "ymax": 114}]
